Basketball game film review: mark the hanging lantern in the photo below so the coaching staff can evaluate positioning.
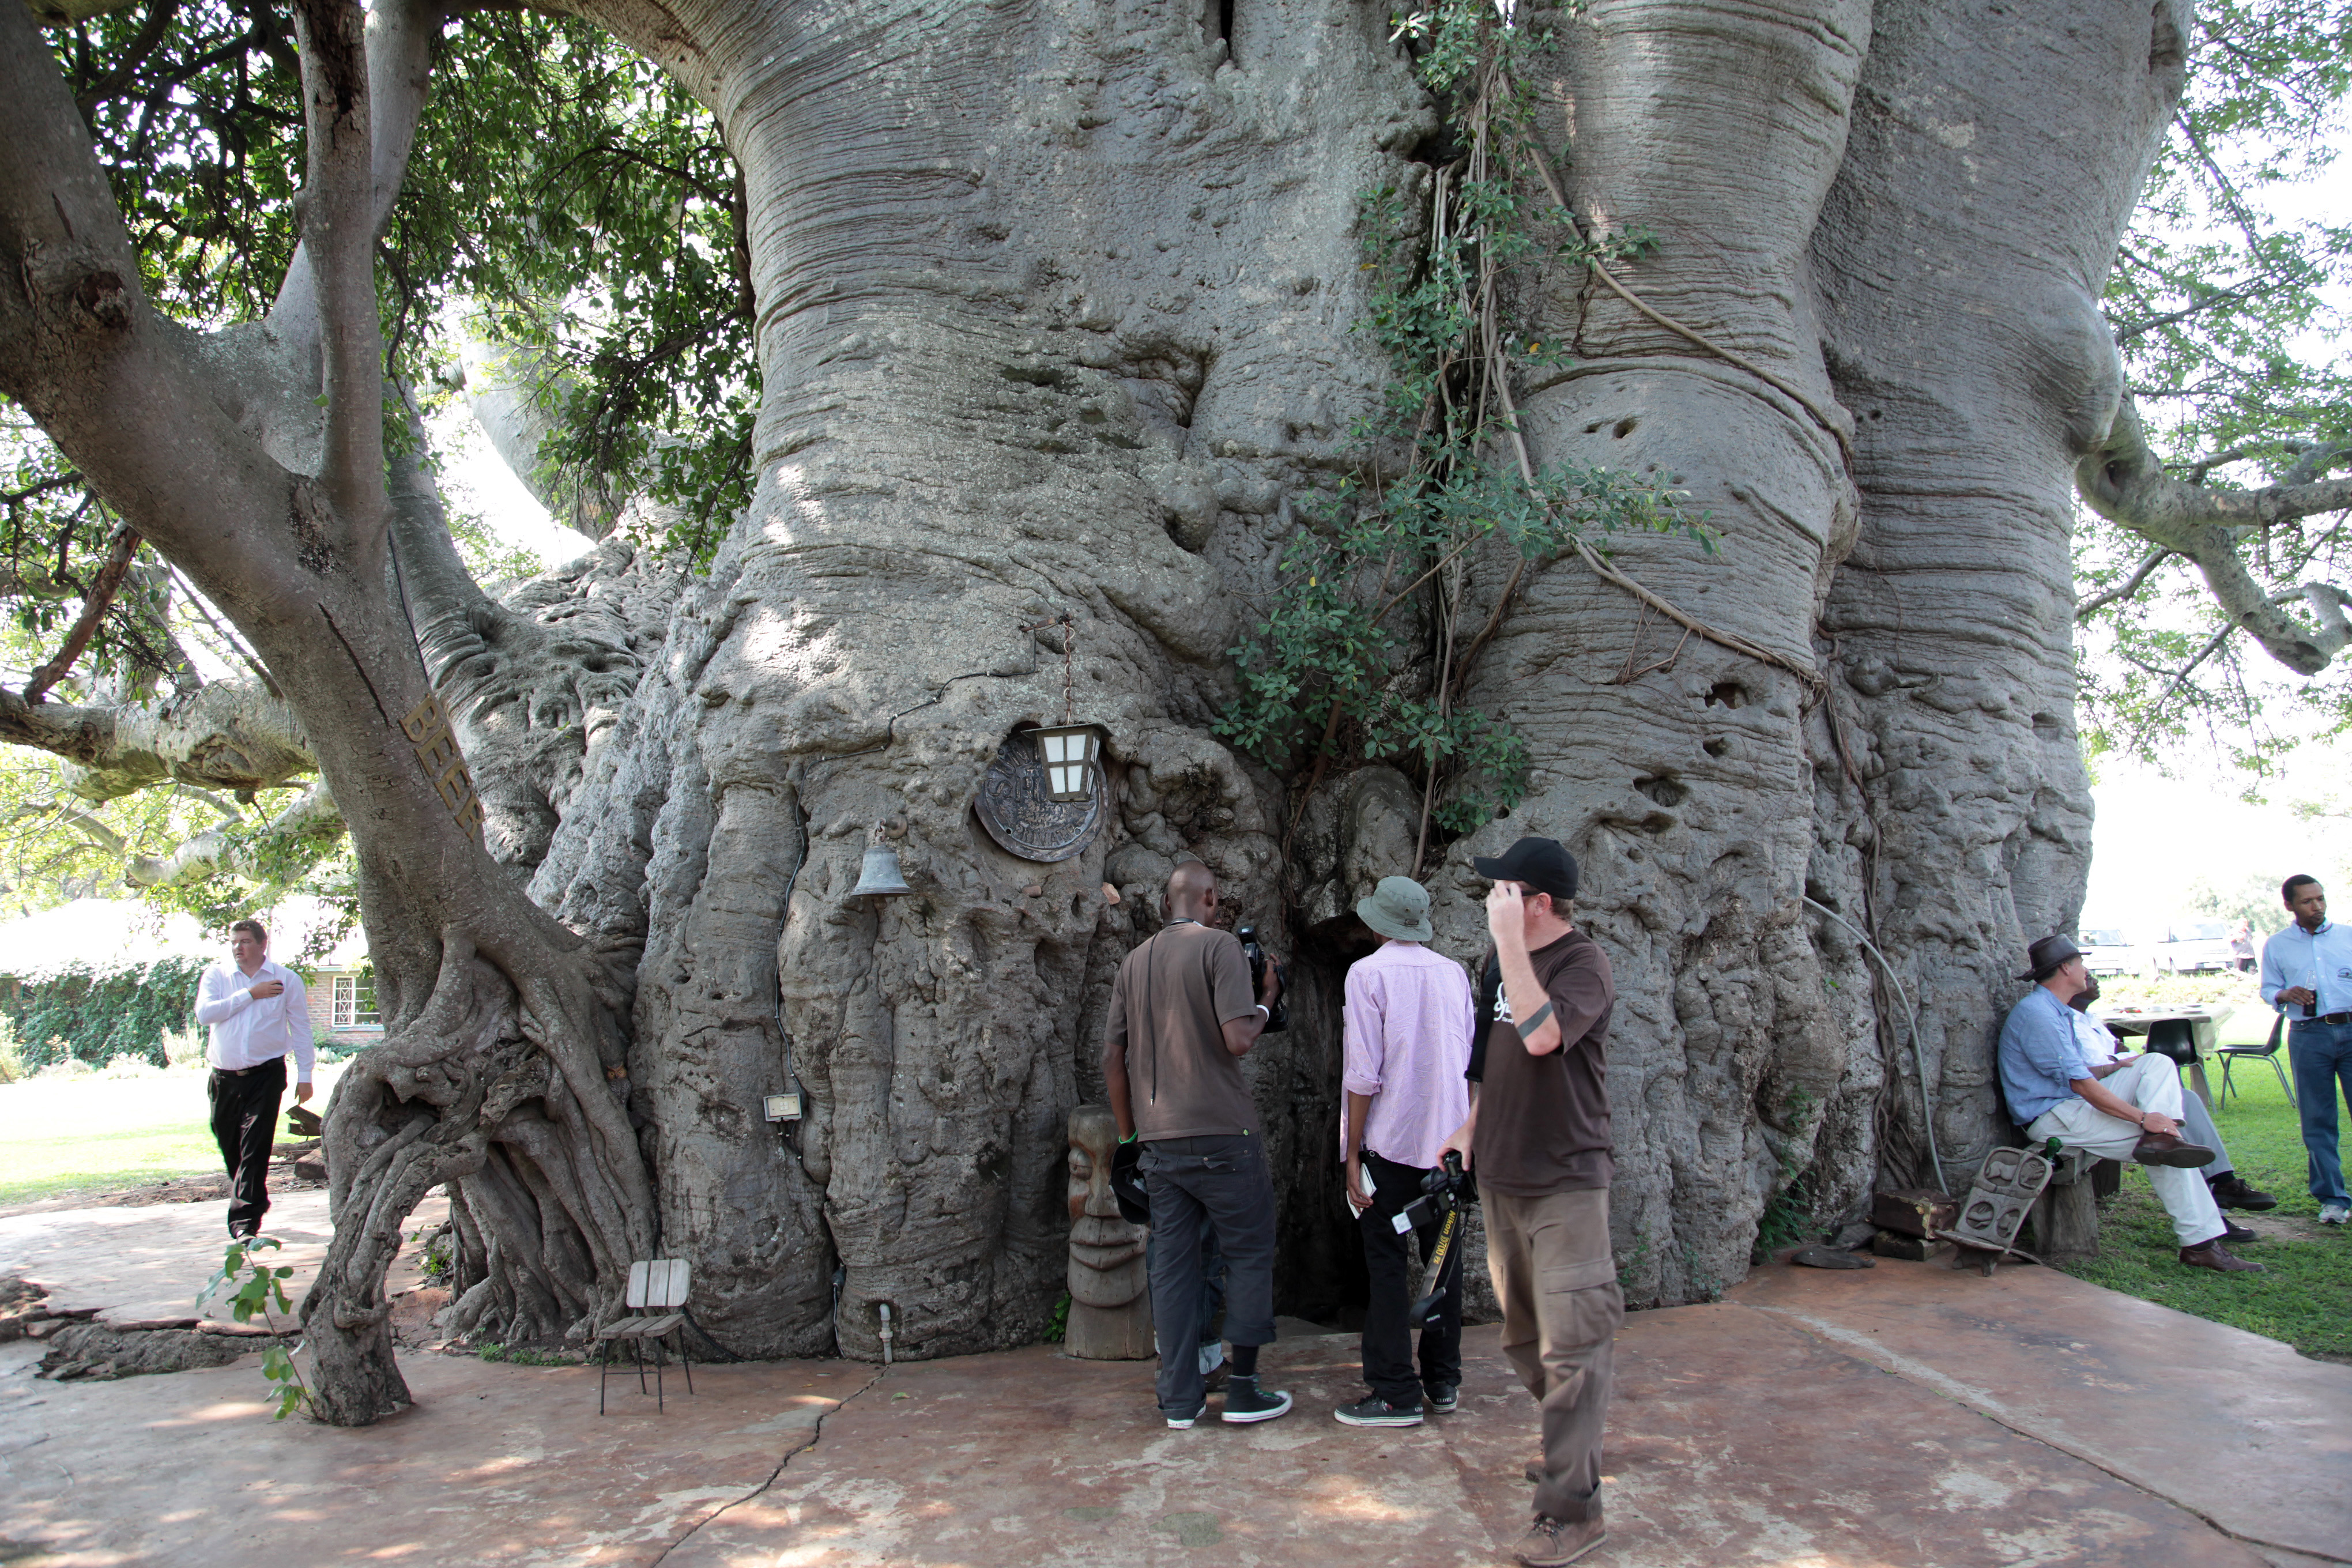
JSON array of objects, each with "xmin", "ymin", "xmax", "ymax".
[{"xmin": 1032, "ymin": 722, "xmax": 1103, "ymax": 803}]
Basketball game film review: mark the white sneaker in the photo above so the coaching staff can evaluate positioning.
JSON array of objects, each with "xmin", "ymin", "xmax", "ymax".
[{"xmin": 2319, "ymin": 1202, "xmax": 2350, "ymax": 1225}]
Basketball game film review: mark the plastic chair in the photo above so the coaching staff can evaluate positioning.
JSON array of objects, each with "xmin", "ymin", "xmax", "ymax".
[
  {"xmin": 2217, "ymin": 1014, "xmax": 2296, "ymax": 1110},
  {"xmin": 595, "ymin": 1259, "xmax": 694, "ymax": 1414}
]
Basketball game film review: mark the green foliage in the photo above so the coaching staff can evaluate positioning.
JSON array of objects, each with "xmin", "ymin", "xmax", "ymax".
[
  {"xmin": 1045, "ymin": 1291, "xmax": 1070, "ymax": 1344},
  {"xmin": 1751, "ymin": 1087, "xmax": 1822, "ymax": 1262},
  {"xmin": 2183, "ymin": 873, "xmax": 2294, "ymax": 937},
  {"xmin": 0, "ymin": 1015, "xmax": 21, "ymax": 1085},
  {"xmin": 1218, "ymin": 2, "xmax": 1707, "ymax": 843},
  {"xmin": 2077, "ymin": 0, "xmax": 2352, "ymax": 769},
  {"xmin": 0, "ymin": 956, "xmax": 206, "ymax": 1072},
  {"xmin": 474, "ymin": 1341, "xmax": 582, "ymax": 1367},
  {"xmin": 198, "ymin": 1235, "xmax": 312, "ymax": 1420}
]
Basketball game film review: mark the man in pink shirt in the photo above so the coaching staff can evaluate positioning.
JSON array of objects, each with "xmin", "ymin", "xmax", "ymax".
[{"xmin": 1336, "ymin": 876, "xmax": 1475, "ymax": 1427}]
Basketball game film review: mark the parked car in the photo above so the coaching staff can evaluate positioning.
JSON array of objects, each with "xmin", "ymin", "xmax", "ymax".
[
  {"xmin": 2080, "ymin": 928, "xmax": 2144, "ymax": 976},
  {"xmin": 2149, "ymin": 919, "xmax": 2236, "ymax": 974}
]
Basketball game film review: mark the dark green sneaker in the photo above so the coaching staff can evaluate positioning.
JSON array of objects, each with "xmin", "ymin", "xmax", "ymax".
[
  {"xmin": 1220, "ymin": 1375, "xmax": 1292, "ymax": 1423},
  {"xmin": 1333, "ymin": 1394, "xmax": 1422, "ymax": 1427}
]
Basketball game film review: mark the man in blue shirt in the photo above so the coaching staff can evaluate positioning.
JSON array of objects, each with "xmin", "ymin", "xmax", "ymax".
[
  {"xmin": 2259, "ymin": 875, "xmax": 2352, "ymax": 1225},
  {"xmin": 1999, "ymin": 936, "xmax": 2261, "ymax": 1273}
]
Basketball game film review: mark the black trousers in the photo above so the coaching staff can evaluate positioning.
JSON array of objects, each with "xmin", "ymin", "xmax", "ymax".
[
  {"xmin": 1359, "ymin": 1151, "xmax": 1464, "ymax": 1404},
  {"xmin": 1143, "ymin": 1133, "xmax": 1277, "ymax": 1417},
  {"xmin": 208, "ymin": 1058, "xmax": 285, "ymax": 1237}
]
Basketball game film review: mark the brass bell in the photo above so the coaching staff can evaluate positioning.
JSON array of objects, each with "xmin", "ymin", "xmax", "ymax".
[{"xmin": 850, "ymin": 841, "xmax": 911, "ymax": 897}]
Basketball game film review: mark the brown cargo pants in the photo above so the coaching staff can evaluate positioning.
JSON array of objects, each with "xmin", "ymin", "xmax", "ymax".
[{"xmin": 1482, "ymin": 1186, "xmax": 1622, "ymax": 1524}]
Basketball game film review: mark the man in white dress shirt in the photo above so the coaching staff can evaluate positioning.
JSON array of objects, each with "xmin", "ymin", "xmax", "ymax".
[{"xmin": 192, "ymin": 919, "xmax": 312, "ymax": 1238}]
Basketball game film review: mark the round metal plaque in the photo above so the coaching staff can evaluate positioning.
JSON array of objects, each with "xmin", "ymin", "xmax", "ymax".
[{"xmin": 975, "ymin": 729, "xmax": 1104, "ymax": 863}]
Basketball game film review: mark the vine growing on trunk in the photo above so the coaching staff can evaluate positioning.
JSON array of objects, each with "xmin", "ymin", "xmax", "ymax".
[{"xmin": 1216, "ymin": 1, "xmax": 1710, "ymax": 862}]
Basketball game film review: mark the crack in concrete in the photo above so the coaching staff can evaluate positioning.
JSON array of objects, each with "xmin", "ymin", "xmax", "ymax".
[
  {"xmin": 644, "ymin": 1366, "xmax": 886, "ymax": 1567},
  {"xmin": 1747, "ymin": 1303, "xmax": 2352, "ymax": 1567}
]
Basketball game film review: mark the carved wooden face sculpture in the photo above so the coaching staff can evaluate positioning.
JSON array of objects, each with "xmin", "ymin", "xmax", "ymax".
[{"xmin": 1067, "ymin": 1105, "xmax": 1147, "ymax": 1308}]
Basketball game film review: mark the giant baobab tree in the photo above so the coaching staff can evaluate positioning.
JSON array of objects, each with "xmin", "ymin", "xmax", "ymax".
[{"xmin": 6, "ymin": 0, "xmax": 2347, "ymax": 1423}]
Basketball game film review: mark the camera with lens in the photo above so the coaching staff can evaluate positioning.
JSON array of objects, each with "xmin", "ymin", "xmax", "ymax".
[{"xmin": 1234, "ymin": 925, "xmax": 1289, "ymax": 1033}]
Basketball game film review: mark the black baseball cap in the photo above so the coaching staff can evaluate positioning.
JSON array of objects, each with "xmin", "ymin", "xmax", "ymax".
[{"xmin": 1472, "ymin": 837, "xmax": 1580, "ymax": 902}]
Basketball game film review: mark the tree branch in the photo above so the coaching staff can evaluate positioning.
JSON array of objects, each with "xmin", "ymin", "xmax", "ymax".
[
  {"xmin": 126, "ymin": 778, "xmax": 343, "ymax": 889},
  {"xmin": 21, "ymin": 522, "xmax": 141, "ymax": 701},
  {"xmin": 0, "ymin": 0, "xmax": 306, "ymax": 609},
  {"xmin": 0, "ymin": 680, "xmax": 312, "ymax": 801},
  {"xmin": 2074, "ymin": 546, "xmax": 2174, "ymax": 621},
  {"xmin": 287, "ymin": 0, "xmax": 388, "ymax": 535},
  {"xmin": 2078, "ymin": 395, "xmax": 2352, "ymax": 674}
]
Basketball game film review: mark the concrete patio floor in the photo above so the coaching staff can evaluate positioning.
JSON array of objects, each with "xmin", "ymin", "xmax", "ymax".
[{"xmin": 0, "ymin": 1203, "xmax": 2345, "ymax": 1568}]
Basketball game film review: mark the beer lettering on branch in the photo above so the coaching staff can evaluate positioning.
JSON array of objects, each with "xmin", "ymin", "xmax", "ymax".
[{"xmin": 399, "ymin": 694, "xmax": 488, "ymax": 837}]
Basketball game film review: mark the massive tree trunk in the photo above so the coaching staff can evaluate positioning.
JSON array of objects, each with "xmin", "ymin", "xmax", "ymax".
[{"xmin": 2, "ymin": 0, "xmax": 2189, "ymax": 1414}]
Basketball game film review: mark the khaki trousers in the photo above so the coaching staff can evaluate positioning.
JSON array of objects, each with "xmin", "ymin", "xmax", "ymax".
[{"xmin": 1482, "ymin": 1187, "xmax": 1622, "ymax": 1523}]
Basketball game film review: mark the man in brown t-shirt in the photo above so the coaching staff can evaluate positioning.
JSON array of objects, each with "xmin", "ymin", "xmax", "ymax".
[
  {"xmin": 1104, "ymin": 860, "xmax": 1290, "ymax": 1427},
  {"xmin": 1446, "ymin": 836, "xmax": 1620, "ymax": 1568}
]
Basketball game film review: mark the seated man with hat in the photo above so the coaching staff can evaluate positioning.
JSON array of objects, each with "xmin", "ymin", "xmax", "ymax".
[{"xmin": 1997, "ymin": 934, "xmax": 2263, "ymax": 1275}]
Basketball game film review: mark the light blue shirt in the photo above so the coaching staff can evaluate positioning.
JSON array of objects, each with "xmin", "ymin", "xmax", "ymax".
[
  {"xmin": 1997, "ymin": 985, "xmax": 2093, "ymax": 1126},
  {"xmin": 2259, "ymin": 919, "xmax": 2352, "ymax": 1017}
]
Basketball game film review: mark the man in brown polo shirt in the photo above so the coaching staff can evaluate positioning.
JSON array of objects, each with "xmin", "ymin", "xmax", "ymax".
[
  {"xmin": 1445, "ymin": 836, "xmax": 1619, "ymax": 1567},
  {"xmin": 1103, "ymin": 860, "xmax": 1290, "ymax": 1428}
]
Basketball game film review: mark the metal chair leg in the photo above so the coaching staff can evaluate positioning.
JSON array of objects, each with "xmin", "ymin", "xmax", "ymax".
[
  {"xmin": 2271, "ymin": 1051, "xmax": 2296, "ymax": 1106},
  {"xmin": 677, "ymin": 1326, "xmax": 693, "ymax": 1397},
  {"xmin": 598, "ymin": 1336, "xmax": 609, "ymax": 1415},
  {"xmin": 653, "ymin": 1332, "xmax": 665, "ymax": 1413},
  {"xmin": 633, "ymin": 1332, "xmax": 649, "ymax": 1395},
  {"xmin": 2220, "ymin": 1054, "xmax": 2239, "ymax": 1109}
]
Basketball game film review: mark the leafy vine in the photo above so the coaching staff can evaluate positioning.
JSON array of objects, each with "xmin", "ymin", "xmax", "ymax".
[{"xmin": 1215, "ymin": 1, "xmax": 1711, "ymax": 864}]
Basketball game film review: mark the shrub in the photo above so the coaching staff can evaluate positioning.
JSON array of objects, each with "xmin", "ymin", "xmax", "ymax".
[
  {"xmin": 101, "ymin": 1053, "xmax": 161, "ymax": 1079},
  {"xmin": 0, "ymin": 956, "xmax": 208, "ymax": 1070},
  {"xmin": 160, "ymin": 1027, "xmax": 208, "ymax": 1070},
  {"xmin": 35, "ymin": 1049, "xmax": 92, "ymax": 1079},
  {"xmin": 0, "ymin": 1016, "xmax": 21, "ymax": 1085}
]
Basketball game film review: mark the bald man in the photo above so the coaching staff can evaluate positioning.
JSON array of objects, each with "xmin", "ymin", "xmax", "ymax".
[{"xmin": 1104, "ymin": 860, "xmax": 1290, "ymax": 1428}]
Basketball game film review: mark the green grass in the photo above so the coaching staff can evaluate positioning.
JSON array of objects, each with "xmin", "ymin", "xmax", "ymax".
[
  {"xmin": 2058, "ymin": 1044, "xmax": 2352, "ymax": 1362},
  {"xmin": 0, "ymin": 1065, "xmax": 345, "ymax": 1209}
]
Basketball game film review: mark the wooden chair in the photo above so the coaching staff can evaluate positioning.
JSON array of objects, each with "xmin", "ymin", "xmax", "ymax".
[
  {"xmin": 595, "ymin": 1260, "xmax": 694, "ymax": 1414},
  {"xmin": 2217, "ymin": 1014, "xmax": 2296, "ymax": 1109}
]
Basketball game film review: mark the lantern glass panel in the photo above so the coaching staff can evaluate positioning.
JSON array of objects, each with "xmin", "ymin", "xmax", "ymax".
[{"xmin": 1034, "ymin": 725, "xmax": 1100, "ymax": 803}]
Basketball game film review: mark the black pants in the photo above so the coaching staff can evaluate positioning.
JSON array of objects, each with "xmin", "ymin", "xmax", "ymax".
[
  {"xmin": 1359, "ymin": 1151, "xmax": 1464, "ymax": 1405},
  {"xmin": 1143, "ymin": 1133, "xmax": 1277, "ymax": 1417},
  {"xmin": 208, "ymin": 1059, "xmax": 285, "ymax": 1237}
]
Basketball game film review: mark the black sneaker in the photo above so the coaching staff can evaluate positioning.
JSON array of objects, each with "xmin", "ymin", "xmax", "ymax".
[
  {"xmin": 1220, "ymin": 1375, "xmax": 1293, "ymax": 1423},
  {"xmin": 1164, "ymin": 1401, "xmax": 1208, "ymax": 1429},
  {"xmin": 1424, "ymin": 1383, "xmax": 1458, "ymax": 1414},
  {"xmin": 2208, "ymin": 1174, "xmax": 2279, "ymax": 1212},
  {"xmin": 1334, "ymin": 1394, "xmax": 1423, "ymax": 1427},
  {"xmin": 2219, "ymin": 1218, "xmax": 2259, "ymax": 1243}
]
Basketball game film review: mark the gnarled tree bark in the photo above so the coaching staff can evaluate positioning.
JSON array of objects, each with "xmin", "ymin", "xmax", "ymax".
[{"xmin": 3, "ymin": 0, "xmax": 2203, "ymax": 1415}]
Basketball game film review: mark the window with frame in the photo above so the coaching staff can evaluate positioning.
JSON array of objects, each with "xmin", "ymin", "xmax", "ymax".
[{"xmin": 331, "ymin": 972, "xmax": 379, "ymax": 1030}]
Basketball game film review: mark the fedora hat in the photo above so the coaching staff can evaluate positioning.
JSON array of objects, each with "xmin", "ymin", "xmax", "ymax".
[
  {"xmin": 1357, "ymin": 876, "xmax": 1435, "ymax": 942},
  {"xmin": 2018, "ymin": 933, "xmax": 2084, "ymax": 982}
]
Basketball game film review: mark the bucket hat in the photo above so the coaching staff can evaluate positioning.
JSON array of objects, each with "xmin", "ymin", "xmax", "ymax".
[{"xmin": 1357, "ymin": 876, "xmax": 1435, "ymax": 942}]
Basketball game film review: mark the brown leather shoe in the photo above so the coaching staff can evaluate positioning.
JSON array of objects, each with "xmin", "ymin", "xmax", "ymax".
[
  {"xmin": 2131, "ymin": 1132, "xmax": 2218, "ymax": 1169},
  {"xmin": 1512, "ymin": 1514, "xmax": 1607, "ymax": 1567},
  {"xmin": 2178, "ymin": 1239, "xmax": 2265, "ymax": 1273}
]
